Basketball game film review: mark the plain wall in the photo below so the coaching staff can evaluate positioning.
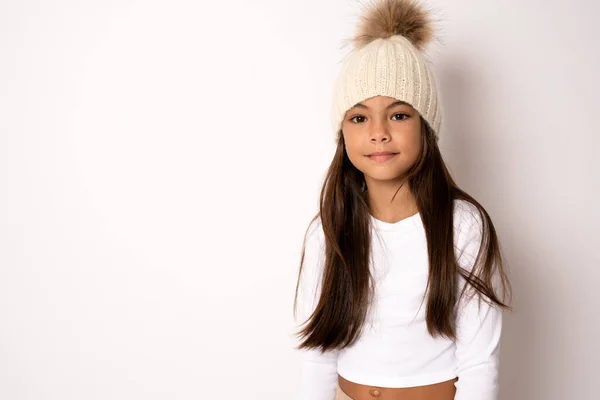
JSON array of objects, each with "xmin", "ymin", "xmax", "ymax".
[{"xmin": 0, "ymin": 0, "xmax": 598, "ymax": 399}]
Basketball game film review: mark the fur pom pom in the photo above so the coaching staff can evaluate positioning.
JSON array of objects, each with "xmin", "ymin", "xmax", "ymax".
[{"xmin": 353, "ymin": 0, "xmax": 434, "ymax": 50}]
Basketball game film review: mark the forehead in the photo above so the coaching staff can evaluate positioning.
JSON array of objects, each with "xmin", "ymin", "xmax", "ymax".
[{"xmin": 350, "ymin": 95, "xmax": 415, "ymax": 110}]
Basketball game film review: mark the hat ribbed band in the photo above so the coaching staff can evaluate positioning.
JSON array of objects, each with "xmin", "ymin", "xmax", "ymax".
[{"xmin": 331, "ymin": 36, "xmax": 442, "ymax": 140}]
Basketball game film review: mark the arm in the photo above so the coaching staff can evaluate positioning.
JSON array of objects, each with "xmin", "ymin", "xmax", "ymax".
[
  {"xmin": 296, "ymin": 347, "xmax": 339, "ymax": 400},
  {"xmin": 453, "ymin": 205, "xmax": 503, "ymax": 400},
  {"xmin": 294, "ymin": 221, "xmax": 340, "ymax": 400}
]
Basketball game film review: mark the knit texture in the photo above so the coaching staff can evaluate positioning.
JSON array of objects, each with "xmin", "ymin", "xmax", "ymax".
[{"xmin": 331, "ymin": 35, "xmax": 442, "ymax": 140}]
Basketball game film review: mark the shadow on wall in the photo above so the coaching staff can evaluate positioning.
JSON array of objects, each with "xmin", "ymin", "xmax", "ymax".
[{"xmin": 437, "ymin": 54, "xmax": 545, "ymax": 400}]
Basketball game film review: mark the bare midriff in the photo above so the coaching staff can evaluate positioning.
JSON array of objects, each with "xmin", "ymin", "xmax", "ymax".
[{"xmin": 338, "ymin": 374, "xmax": 458, "ymax": 400}]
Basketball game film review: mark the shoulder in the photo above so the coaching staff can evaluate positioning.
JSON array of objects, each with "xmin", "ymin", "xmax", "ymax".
[
  {"xmin": 301, "ymin": 216, "xmax": 326, "ymax": 272},
  {"xmin": 305, "ymin": 215, "xmax": 325, "ymax": 249},
  {"xmin": 452, "ymin": 198, "xmax": 484, "ymax": 239},
  {"xmin": 452, "ymin": 199, "xmax": 488, "ymax": 268},
  {"xmin": 297, "ymin": 217, "xmax": 327, "ymax": 299}
]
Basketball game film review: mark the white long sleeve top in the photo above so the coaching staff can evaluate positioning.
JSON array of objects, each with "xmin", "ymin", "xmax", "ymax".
[{"xmin": 294, "ymin": 199, "xmax": 503, "ymax": 400}]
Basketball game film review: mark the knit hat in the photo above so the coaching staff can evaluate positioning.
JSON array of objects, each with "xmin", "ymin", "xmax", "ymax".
[{"xmin": 331, "ymin": 0, "xmax": 442, "ymax": 141}]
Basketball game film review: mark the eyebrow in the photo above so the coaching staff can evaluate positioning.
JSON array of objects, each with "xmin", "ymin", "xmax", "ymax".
[{"xmin": 351, "ymin": 100, "xmax": 410, "ymax": 110}]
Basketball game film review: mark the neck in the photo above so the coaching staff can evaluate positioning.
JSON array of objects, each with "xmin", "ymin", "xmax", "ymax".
[{"xmin": 366, "ymin": 178, "xmax": 418, "ymax": 224}]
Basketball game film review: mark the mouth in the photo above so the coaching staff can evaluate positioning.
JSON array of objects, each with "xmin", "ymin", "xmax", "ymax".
[{"xmin": 366, "ymin": 153, "xmax": 398, "ymax": 163}]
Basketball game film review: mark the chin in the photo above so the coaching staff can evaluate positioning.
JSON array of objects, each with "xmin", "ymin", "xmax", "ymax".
[{"xmin": 364, "ymin": 170, "xmax": 408, "ymax": 182}]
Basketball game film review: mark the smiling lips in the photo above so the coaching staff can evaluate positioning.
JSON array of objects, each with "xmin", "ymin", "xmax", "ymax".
[{"xmin": 367, "ymin": 151, "xmax": 398, "ymax": 162}]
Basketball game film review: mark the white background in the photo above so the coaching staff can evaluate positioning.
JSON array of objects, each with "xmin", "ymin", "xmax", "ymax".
[{"xmin": 1, "ymin": 0, "xmax": 598, "ymax": 399}]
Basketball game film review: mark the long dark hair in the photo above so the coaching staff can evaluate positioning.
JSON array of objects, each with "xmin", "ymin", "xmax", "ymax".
[{"xmin": 293, "ymin": 117, "xmax": 513, "ymax": 352}]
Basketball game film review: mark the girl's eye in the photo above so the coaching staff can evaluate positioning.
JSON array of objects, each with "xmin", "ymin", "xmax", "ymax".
[
  {"xmin": 350, "ymin": 115, "xmax": 366, "ymax": 123},
  {"xmin": 392, "ymin": 113, "xmax": 409, "ymax": 121},
  {"xmin": 349, "ymin": 114, "xmax": 409, "ymax": 123}
]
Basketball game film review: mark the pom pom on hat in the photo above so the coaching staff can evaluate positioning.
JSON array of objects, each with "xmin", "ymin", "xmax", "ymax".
[{"xmin": 353, "ymin": 0, "xmax": 434, "ymax": 51}]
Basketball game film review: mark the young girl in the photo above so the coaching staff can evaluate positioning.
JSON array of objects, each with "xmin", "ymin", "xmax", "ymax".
[{"xmin": 292, "ymin": 1, "xmax": 513, "ymax": 399}]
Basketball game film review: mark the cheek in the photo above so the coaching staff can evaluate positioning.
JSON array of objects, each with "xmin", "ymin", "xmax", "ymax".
[
  {"xmin": 396, "ymin": 125, "xmax": 422, "ymax": 157},
  {"xmin": 343, "ymin": 140, "xmax": 369, "ymax": 168},
  {"xmin": 342, "ymin": 130, "xmax": 361, "ymax": 153},
  {"xmin": 345, "ymin": 143, "xmax": 364, "ymax": 164},
  {"xmin": 405, "ymin": 136, "xmax": 422, "ymax": 160}
]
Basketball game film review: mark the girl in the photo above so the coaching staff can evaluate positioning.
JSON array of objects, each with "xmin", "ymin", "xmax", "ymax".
[{"xmin": 292, "ymin": 1, "xmax": 513, "ymax": 399}]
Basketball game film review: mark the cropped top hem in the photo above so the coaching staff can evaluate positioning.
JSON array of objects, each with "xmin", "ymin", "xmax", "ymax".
[{"xmin": 337, "ymin": 367, "xmax": 458, "ymax": 389}]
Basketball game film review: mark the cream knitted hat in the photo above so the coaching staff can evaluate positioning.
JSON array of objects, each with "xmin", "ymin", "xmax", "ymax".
[{"xmin": 331, "ymin": 0, "xmax": 442, "ymax": 140}]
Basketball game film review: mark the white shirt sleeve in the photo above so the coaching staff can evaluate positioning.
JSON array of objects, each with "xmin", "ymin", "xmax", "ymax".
[
  {"xmin": 294, "ymin": 221, "xmax": 340, "ymax": 400},
  {"xmin": 296, "ymin": 348, "xmax": 339, "ymax": 400},
  {"xmin": 453, "ymin": 205, "xmax": 503, "ymax": 400}
]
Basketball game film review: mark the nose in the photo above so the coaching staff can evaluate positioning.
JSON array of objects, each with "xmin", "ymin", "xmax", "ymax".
[{"xmin": 369, "ymin": 118, "xmax": 390, "ymax": 143}]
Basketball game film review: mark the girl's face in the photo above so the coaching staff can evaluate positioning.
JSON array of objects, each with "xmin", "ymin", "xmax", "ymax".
[{"xmin": 341, "ymin": 95, "xmax": 423, "ymax": 187}]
